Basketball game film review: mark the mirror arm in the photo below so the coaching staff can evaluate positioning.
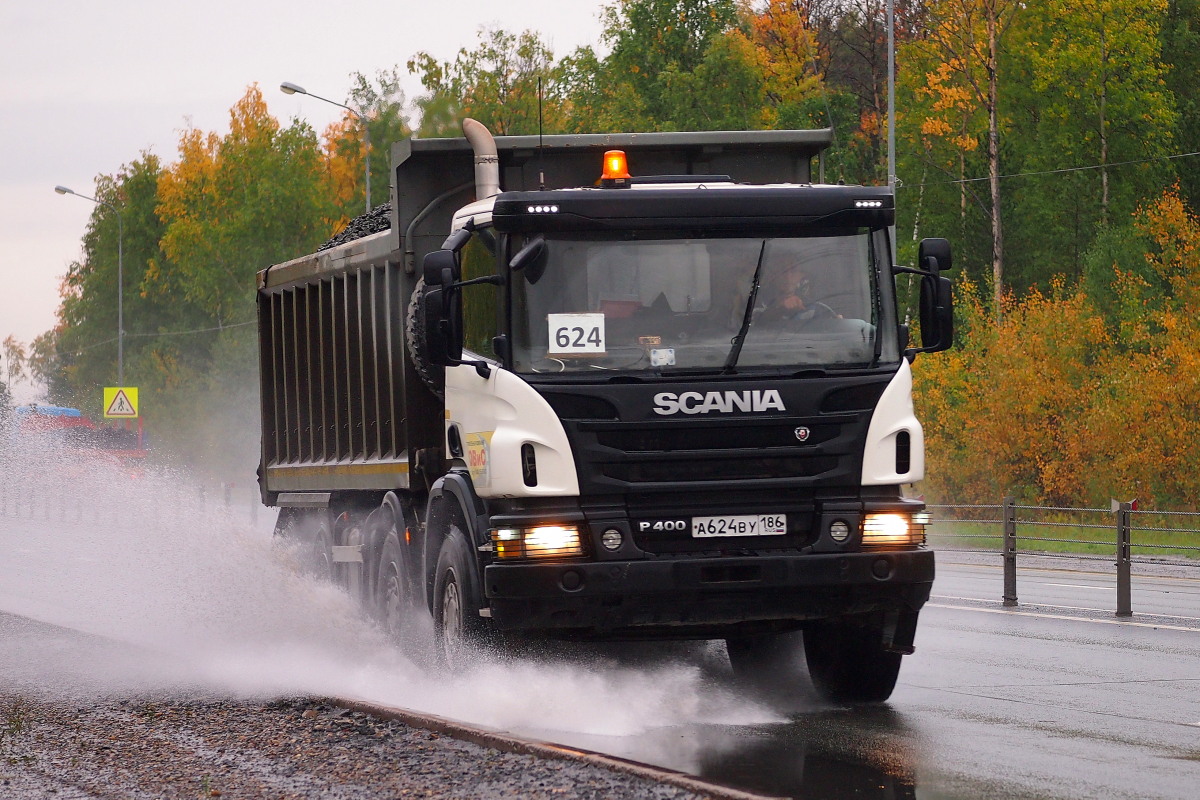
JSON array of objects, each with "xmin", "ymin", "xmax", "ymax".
[
  {"xmin": 904, "ymin": 344, "xmax": 940, "ymax": 359},
  {"xmin": 450, "ymin": 274, "xmax": 505, "ymax": 291},
  {"xmin": 892, "ymin": 264, "xmax": 934, "ymax": 277},
  {"xmin": 438, "ymin": 344, "xmax": 493, "ymax": 379}
]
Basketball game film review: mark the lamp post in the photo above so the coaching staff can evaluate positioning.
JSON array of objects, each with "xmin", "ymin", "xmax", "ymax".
[
  {"xmin": 55, "ymin": 185, "xmax": 124, "ymax": 385},
  {"xmin": 887, "ymin": 0, "xmax": 896, "ymax": 200},
  {"xmin": 280, "ymin": 81, "xmax": 371, "ymax": 213}
]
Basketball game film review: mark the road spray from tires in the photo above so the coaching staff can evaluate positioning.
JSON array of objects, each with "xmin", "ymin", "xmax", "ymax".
[{"xmin": 0, "ymin": 433, "xmax": 784, "ymax": 742}]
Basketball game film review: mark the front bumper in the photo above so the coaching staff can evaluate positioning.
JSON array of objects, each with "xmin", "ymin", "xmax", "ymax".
[{"xmin": 483, "ymin": 549, "xmax": 934, "ymax": 638}]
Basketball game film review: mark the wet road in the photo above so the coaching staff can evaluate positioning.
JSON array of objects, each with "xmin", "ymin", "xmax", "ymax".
[
  {"xmin": 3, "ymin": 489, "xmax": 1196, "ymax": 800},
  {"xmin": 517, "ymin": 559, "xmax": 1200, "ymax": 799}
]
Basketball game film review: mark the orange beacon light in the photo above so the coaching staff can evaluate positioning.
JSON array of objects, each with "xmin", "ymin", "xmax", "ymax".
[{"xmin": 601, "ymin": 150, "xmax": 632, "ymax": 187}]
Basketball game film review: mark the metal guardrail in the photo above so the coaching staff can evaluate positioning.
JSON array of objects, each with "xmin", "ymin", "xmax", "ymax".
[
  {"xmin": 4, "ymin": 474, "xmax": 1194, "ymax": 620},
  {"xmin": 0, "ymin": 476, "xmax": 261, "ymax": 529},
  {"xmin": 927, "ymin": 497, "xmax": 1200, "ymax": 618}
]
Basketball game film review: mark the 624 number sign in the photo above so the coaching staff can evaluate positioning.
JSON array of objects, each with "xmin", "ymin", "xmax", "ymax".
[{"xmin": 547, "ymin": 313, "xmax": 606, "ymax": 355}]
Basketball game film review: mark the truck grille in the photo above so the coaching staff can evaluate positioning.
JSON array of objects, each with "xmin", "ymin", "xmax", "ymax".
[{"xmin": 539, "ymin": 377, "xmax": 885, "ymax": 496}]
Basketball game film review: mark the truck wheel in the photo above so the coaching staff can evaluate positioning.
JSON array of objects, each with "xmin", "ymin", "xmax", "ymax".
[
  {"xmin": 725, "ymin": 631, "xmax": 805, "ymax": 694},
  {"xmin": 803, "ymin": 615, "xmax": 902, "ymax": 704},
  {"xmin": 306, "ymin": 517, "xmax": 335, "ymax": 582},
  {"xmin": 376, "ymin": 525, "xmax": 414, "ymax": 647},
  {"xmin": 405, "ymin": 277, "xmax": 444, "ymax": 399},
  {"xmin": 275, "ymin": 509, "xmax": 334, "ymax": 581},
  {"xmin": 432, "ymin": 528, "xmax": 488, "ymax": 670}
]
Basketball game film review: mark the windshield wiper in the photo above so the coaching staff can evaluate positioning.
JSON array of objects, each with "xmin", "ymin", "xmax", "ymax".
[{"xmin": 723, "ymin": 240, "xmax": 769, "ymax": 373}]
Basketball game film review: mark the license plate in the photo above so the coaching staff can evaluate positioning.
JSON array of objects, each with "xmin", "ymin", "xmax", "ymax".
[{"xmin": 692, "ymin": 514, "xmax": 787, "ymax": 538}]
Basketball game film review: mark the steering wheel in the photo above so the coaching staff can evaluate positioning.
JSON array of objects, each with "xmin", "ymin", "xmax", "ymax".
[
  {"xmin": 793, "ymin": 302, "xmax": 839, "ymax": 325},
  {"xmin": 815, "ymin": 302, "xmax": 838, "ymax": 317}
]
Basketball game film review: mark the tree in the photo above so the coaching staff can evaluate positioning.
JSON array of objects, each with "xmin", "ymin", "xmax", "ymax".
[
  {"xmin": 910, "ymin": 0, "xmax": 1022, "ymax": 312},
  {"xmin": 725, "ymin": 0, "xmax": 823, "ymax": 130},
  {"xmin": 409, "ymin": 28, "xmax": 565, "ymax": 137},
  {"xmin": 2, "ymin": 336, "xmax": 26, "ymax": 388},
  {"xmin": 1026, "ymin": 0, "xmax": 1176, "ymax": 227},
  {"xmin": 157, "ymin": 85, "xmax": 337, "ymax": 325},
  {"xmin": 583, "ymin": 0, "xmax": 740, "ymax": 131},
  {"xmin": 53, "ymin": 169, "xmax": 137, "ymax": 396},
  {"xmin": 28, "ymin": 330, "xmax": 64, "ymax": 399},
  {"xmin": 323, "ymin": 68, "xmax": 412, "ymax": 220},
  {"xmin": 1160, "ymin": 0, "xmax": 1200, "ymax": 206},
  {"xmin": 807, "ymin": 1, "xmax": 924, "ymax": 185},
  {"xmin": 0, "ymin": 335, "xmax": 19, "ymax": 413},
  {"xmin": 651, "ymin": 20, "xmax": 771, "ymax": 130}
]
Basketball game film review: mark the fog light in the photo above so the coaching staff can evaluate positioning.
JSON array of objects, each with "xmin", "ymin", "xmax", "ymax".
[
  {"xmin": 492, "ymin": 528, "xmax": 523, "ymax": 559},
  {"xmin": 601, "ymin": 528, "xmax": 623, "ymax": 551},
  {"xmin": 490, "ymin": 525, "xmax": 585, "ymax": 560},
  {"xmin": 862, "ymin": 513, "xmax": 924, "ymax": 549},
  {"xmin": 829, "ymin": 519, "xmax": 852, "ymax": 542}
]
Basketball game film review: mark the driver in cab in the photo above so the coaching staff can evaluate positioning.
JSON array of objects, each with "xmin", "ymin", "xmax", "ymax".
[{"xmin": 759, "ymin": 264, "xmax": 841, "ymax": 324}]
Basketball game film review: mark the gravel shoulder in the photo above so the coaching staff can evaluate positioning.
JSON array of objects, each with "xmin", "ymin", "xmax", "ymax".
[{"xmin": 0, "ymin": 693, "xmax": 720, "ymax": 800}]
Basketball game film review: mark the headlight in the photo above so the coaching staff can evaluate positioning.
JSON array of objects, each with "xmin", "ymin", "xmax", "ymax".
[
  {"xmin": 490, "ymin": 525, "xmax": 585, "ymax": 560},
  {"xmin": 861, "ymin": 513, "xmax": 926, "ymax": 549}
]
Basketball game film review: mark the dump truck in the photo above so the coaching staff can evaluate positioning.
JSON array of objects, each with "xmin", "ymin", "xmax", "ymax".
[{"xmin": 256, "ymin": 119, "xmax": 953, "ymax": 703}]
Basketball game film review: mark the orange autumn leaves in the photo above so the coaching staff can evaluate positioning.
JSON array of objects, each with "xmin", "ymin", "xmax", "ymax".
[
  {"xmin": 916, "ymin": 186, "xmax": 1200, "ymax": 507},
  {"xmin": 154, "ymin": 86, "xmax": 351, "ymax": 321}
]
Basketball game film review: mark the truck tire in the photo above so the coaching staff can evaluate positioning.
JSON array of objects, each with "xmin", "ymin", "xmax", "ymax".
[
  {"xmin": 803, "ymin": 615, "xmax": 902, "ymax": 704},
  {"xmin": 305, "ymin": 519, "xmax": 334, "ymax": 582},
  {"xmin": 376, "ymin": 522, "xmax": 415, "ymax": 647},
  {"xmin": 432, "ymin": 527, "xmax": 488, "ymax": 670},
  {"xmin": 274, "ymin": 509, "xmax": 334, "ymax": 582},
  {"xmin": 725, "ymin": 631, "xmax": 805, "ymax": 694},
  {"xmin": 405, "ymin": 277, "xmax": 444, "ymax": 399}
]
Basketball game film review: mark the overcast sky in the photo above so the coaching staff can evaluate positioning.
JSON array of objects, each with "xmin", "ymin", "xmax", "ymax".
[{"xmin": 0, "ymin": 0, "xmax": 609, "ymax": 354}]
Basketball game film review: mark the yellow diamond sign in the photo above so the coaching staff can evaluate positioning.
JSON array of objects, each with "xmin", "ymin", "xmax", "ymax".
[{"xmin": 103, "ymin": 387, "xmax": 139, "ymax": 419}]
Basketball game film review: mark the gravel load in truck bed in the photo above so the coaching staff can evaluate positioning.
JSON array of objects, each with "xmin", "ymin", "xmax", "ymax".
[
  {"xmin": 0, "ymin": 693, "xmax": 719, "ymax": 800},
  {"xmin": 318, "ymin": 204, "xmax": 392, "ymax": 251}
]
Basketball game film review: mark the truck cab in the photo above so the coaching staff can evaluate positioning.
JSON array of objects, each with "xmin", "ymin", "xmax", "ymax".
[{"xmin": 413, "ymin": 123, "xmax": 953, "ymax": 702}]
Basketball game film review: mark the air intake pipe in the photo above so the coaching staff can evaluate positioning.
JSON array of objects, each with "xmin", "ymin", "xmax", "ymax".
[{"xmin": 462, "ymin": 118, "xmax": 500, "ymax": 200}]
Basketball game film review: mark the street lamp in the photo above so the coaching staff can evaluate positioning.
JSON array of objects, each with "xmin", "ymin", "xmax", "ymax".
[
  {"xmin": 55, "ymin": 184, "xmax": 124, "ymax": 385},
  {"xmin": 281, "ymin": 81, "xmax": 371, "ymax": 213}
]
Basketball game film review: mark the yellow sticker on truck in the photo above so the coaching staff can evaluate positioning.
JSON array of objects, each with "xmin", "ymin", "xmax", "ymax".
[{"xmin": 465, "ymin": 431, "xmax": 493, "ymax": 487}]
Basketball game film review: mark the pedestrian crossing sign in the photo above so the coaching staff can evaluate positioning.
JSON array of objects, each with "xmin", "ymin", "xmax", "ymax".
[{"xmin": 103, "ymin": 387, "xmax": 139, "ymax": 419}]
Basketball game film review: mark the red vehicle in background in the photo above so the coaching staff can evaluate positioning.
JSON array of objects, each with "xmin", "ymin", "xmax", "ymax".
[{"xmin": 13, "ymin": 404, "xmax": 147, "ymax": 473}]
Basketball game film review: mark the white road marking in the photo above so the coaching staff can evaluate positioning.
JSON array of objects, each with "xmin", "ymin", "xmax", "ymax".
[
  {"xmin": 927, "ymin": 602, "xmax": 1200, "ymax": 633},
  {"xmin": 1041, "ymin": 582, "xmax": 1111, "ymax": 591},
  {"xmin": 931, "ymin": 593, "xmax": 1200, "ymax": 622},
  {"xmin": 933, "ymin": 593, "xmax": 1109, "ymax": 614}
]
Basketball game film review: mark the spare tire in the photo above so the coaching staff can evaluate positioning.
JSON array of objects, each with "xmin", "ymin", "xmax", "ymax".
[{"xmin": 405, "ymin": 277, "xmax": 445, "ymax": 399}]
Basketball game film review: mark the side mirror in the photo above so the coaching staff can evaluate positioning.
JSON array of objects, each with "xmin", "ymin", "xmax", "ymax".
[
  {"xmin": 918, "ymin": 238, "xmax": 952, "ymax": 274},
  {"xmin": 423, "ymin": 248, "xmax": 460, "ymax": 287},
  {"xmin": 419, "ymin": 250, "xmax": 464, "ymax": 366},
  {"xmin": 510, "ymin": 236, "xmax": 548, "ymax": 284},
  {"xmin": 918, "ymin": 274, "xmax": 954, "ymax": 352}
]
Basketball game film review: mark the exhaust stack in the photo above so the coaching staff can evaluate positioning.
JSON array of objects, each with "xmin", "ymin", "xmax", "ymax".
[{"xmin": 462, "ymin": 118, "xmax": 500, "ymax": 200}]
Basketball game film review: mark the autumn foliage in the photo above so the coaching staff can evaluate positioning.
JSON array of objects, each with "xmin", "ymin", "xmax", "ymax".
[
  {"xmin": 917, "ymin": 186, "xmax": 1200, "ymax": 507},
  {"xmin": 18, "ymin": 1, "xmax": 1200, "ymax": 503}
]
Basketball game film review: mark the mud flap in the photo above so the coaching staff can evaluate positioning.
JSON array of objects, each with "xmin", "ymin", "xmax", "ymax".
[{"xmin": 881, "ymin": 607, "xmax": 920, "ymax": 655}]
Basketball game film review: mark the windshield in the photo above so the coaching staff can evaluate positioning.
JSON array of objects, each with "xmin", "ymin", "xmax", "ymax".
[{"xmin": 510, "ymin": 231, "xmax": 896, "ymax": 375}]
